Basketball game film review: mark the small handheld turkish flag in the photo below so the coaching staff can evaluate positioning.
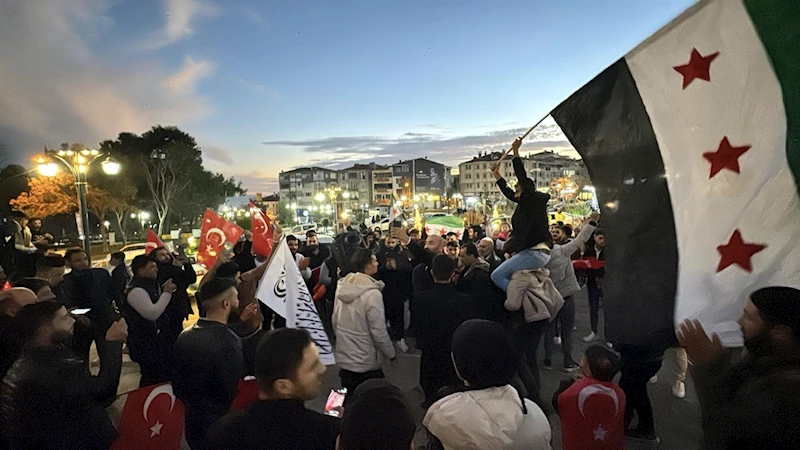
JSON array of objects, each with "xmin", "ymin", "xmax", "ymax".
[
  {"xmin": 197, "ymin": 209, "xmax": 244, "ymax": 268},
  {"xmin": 145, "ymin": 230, "xmax": 165, "ymax": 255},
  {"xmin": 249, "ymin": 200, "xmax": 274, "ymax": 259},
  {"xmin": 111, "ymin": 383, "xmax": 185, "ymax": 450}
]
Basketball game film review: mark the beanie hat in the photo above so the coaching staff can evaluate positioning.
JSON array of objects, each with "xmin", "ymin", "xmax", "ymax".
[{"xmin": 750, "ymin": 287, "xmax": 800, "ymax": 338}]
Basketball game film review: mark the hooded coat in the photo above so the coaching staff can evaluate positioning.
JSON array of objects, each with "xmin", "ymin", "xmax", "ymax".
[
  {"xmin": 333, "ymin": 272, "xmax": 396, "ymax": 372},
  {"xmin": 424, "ymin": 385, "xmax": 552, "ymax": 450}
]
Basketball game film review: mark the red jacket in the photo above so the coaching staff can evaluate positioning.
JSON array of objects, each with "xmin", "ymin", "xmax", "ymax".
[{"xmin": 557, "ymin": 376, "xmax": 626, "ymax": 450}]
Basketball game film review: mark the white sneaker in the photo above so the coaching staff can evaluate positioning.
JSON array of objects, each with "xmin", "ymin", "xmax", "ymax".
[
  {"xmin": 649, "ymin": 375, "xmax": 658, "ymax": 384},
  {"xmin": 672, "ymin": 380, "xmax": 686, "ymax": 398},
  {"xmin": 582, "ymin": 332, "xmax": 597, "ymax": 342},
  {"xmin": 553, "ymin": 336, "xmax": 562, "ymax": 346},
  {"xmin": 395, "ymin": 338, "xmax": 409, "ymax": 353}
]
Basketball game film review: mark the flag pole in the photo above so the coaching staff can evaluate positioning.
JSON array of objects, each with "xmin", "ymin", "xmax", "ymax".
[{"xmin": 494, "ymin": 114, "xmax": 550, "ymax": 167}]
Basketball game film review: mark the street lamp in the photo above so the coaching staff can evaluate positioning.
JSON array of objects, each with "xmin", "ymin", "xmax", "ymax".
[
  {"xmin": 38, "ymin": 146, "xmax": 121, "ymax": 261},
  {"xmin": 316, "ymin": 187, "xmax": 349, "ymax": 228}
]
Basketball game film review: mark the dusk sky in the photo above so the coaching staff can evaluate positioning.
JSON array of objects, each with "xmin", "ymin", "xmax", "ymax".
[{"xmin": 0, "ymin": 0, "xmax": 694, "ymax": 193}]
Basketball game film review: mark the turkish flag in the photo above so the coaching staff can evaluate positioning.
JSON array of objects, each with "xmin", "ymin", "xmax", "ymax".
[
  {"xmin": 229, "ymin": 378, "xmax": 260, "ymax": 410},
  {"xmin": 572, "ymin": 257, "xmax": 605, "ymax": 271},
  {"xmin": 557, "ymin": 377, "xmax": 625, "ymax": 450},
  {"xmin": 111, "ymin": 383, "xmax": 185, "ymax": 450},
  {"xmin": 145, "ymin": 229, "xmax": 165, "ymax": 255},
  {"xmin": 249, "ymin": 200, "xmax": 274, "ymax": 259},
  {"xmin": 197, "ymin": 209, "xmax": 244, "ymax": 268}
]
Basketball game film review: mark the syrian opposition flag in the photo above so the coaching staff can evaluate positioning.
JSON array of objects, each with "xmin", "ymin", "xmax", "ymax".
[
  {"xmin": 551, "ymin": 0, "xmax": 799, "ymax": 348},
  {"xmin": 256, "ymin": 237, "xmax": 335, "ymax": 365},
  {"xmin": 249, "ymin": 200, "xmax": 274, "ymax": 259},
  {"xmin": 424, "ymin": 215, "xmax": 464, "ymax": 239},
  {"xmin": 110, "ymin": 383, "xmax": 185, "ymax": 450},
  {"xmin": 144, "ymin": 230, "xmax": 165, "ymax": 255},
  {"xmin": 197, "ymin": 209, "xmax": 244, "ymax": 268}
]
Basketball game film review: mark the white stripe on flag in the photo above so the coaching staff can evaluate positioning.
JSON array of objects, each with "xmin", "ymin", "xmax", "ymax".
[{"xmin": 626, "ymin": 0, "xmax": 800, "ymax": 345}]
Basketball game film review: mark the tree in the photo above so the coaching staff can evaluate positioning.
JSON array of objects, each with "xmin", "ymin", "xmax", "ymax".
[
  {"xmin": 0, "ymin": 165, "xmax": 31, "ymax": 217},
  {"xmin": 10, "ymin": 174, "xmax": 120, "ymax": 220}
]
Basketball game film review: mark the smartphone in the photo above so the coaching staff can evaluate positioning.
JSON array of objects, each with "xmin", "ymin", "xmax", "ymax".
[
  {"xmin": 324, "ymin": 388, "xmax": 347, "ymax": 417},
  {"xmin": 70, "ymin": 308, "xmax": 91, "ymax": 315}
]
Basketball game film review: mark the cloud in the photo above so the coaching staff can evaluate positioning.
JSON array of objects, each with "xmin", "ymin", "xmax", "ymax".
[
  {"xmin": 163, "ymin": 56, "xmax": 215, "ymax": 96},
  {"xmin": 202, "ymin": 144, "xmax": 233, "ymax": 165},
  {"xmin": 238, "ymin": 77, "xmax": 279, "ymax": 99},
  {"xmin": 139, "ymin": 0, "xmax": 219, "ymax": 50},
  {"xmin": 228, "ymin": 171, "xmax": 278, "ymax": 193},
  {"xmin": 0, "ymin": 0, "xmax": 214, "ymax": 162},
  {"xmin": 242, "ymin": 6, "xmax": 268, "ymax": 29},
  {"xmin": 262, "ymin": 117, "xmax": 575, "ymax": 169}
]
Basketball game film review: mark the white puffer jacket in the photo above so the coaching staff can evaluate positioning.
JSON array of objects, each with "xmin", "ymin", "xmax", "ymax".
[
  {"xmin": 424, "ymin": 385, "xmax": 552, "ymax": 450},
  {"xmin": 333, "ymin": 272, "xmax": 396, "ymax": 372}
]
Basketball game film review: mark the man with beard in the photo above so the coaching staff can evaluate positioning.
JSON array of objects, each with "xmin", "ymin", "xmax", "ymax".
[
  {"xmin": 1, "ymin": 301, "xmax": 127, "ymax": 450},
  {"xmin": 28, "ymin": 218, "xmax": 54, "ymax": 254},
  {"xmin": 391, "ymin": 227, "xmax": 444, "ymax": 294},
  {"xmin": 678, "ymin": 287, "xmax": 800, "ymax": 449},
  {"xmin": 477, "ymin": 237, "xmax": 503, "ymax": 272},
  {"xmin": 301, "ymin": 230, "xmax": 330, "ymax": 271},
  {"xmin": 61, "ymin": 248, "xmax": 115, "ymax": 370},
  {"xmin": 34, "ymin": 254, "xmax": 67, "ymax": 303},
  {"xmin": 456, "ymin": 242, "xmax": 505, "ymax": 323},
  {"xmin": 172, "ymin": 278, "xmax": 244, "ymax": 449},
  {"xmin": 377, "ymin": 235, "xmax": 412, "ymax": 352},
  {"xmin": 123, "ymin": 255, "xmax": 177, "ymax": 387},
  {"xmin": 151, "ymin": 246, "xmax": 197, "ymax": 342}
]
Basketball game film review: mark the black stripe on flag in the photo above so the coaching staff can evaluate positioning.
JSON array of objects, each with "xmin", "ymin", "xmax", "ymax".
[{"xmin": 552, "ymin": 59, "xmax": 679, "ymax": 349}]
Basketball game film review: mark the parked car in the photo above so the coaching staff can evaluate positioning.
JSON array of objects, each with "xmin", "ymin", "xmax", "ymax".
[
  {"xmin": 288, "ymin": 222, "xmax": 318, "ymax": 234},
  {"xmin": 94, "ymin": 242, "xmax": 207, "ymax": 276}
]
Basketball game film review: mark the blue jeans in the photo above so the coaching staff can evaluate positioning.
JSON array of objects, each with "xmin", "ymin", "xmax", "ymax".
[{"xmin": 491, "ymin": 248, "xmax": 551, "ymax": 292}]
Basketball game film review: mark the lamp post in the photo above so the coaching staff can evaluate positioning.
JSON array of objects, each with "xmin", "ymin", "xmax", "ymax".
[
  {"xmin": 38, "ymin": 147, "xmax": 121, "ymax": 262},
  {"xmin": 316, "ymin": 187, "xmax": 349, "ymax": 229}
]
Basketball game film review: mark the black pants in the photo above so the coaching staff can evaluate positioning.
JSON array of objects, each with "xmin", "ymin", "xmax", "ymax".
[
  {"xmin": 512, "ymin": 320, "xmax": 550, "ymax": 405},
  {"xmin": 618, "ymin": 349, "xmax": 663, "ymax": 434},
  {"xmin": 587, "ymin": 276, "xmax": 603, "ymax": 333},
  {"xmin": 384, "ymin": 295, "xmax": 406, "ymax": 341},
  {"xmin": 339, "ymin": 369, "xmax": 384, "ymax": 406},
  {"xmin": 260, "ymin": 303, "xmax": 286, "ymax": 330},
  {"xmin": 544, "ymin": 295, "xmax": 576, "ymax": 366}
]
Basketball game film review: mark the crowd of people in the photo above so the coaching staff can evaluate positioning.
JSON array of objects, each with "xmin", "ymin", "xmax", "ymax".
[{"xmin": 2, "ymin": 137, "xmax": 800, "ymax": 449}]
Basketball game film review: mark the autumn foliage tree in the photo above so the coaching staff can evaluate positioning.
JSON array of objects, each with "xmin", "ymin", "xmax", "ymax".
[{"xmin": 10, "ymin": 174, "xmax": 126, "ymax": 220}]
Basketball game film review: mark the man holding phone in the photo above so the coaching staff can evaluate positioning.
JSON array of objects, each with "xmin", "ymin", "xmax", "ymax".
[{"xmin": 152, "ymin": 246, "xmax": 197, "ymax": 342}]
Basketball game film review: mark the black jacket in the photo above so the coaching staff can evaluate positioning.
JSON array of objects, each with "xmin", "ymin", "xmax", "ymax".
[
  {"xmin": 0, "ymin": 316, "xmax": 19, "ymax": 379},
  {"xmin": 407, "ymin": 240, "xmax": 436, "ymax": 294},
  {"xmin": 692, "ymin": 352, "xmax": 800, "ymax": 449},
  {"xmin": 377, "ymin": 246, "xmax": 412, "ymax": 302},
  {"xmin": 300, "ymin": 245, "xmax": 330, "ymax": 271},
  {"xmin": 483, "ymin": 251, "xmax": 504, "ymax": 272},
  {"xmin": 496, "ymin": 157, "xmax": 551, "ymax": 252},
  {"xmin": 61, "ymin": 268, "xmax": 115, "ymax": 328},
  {"xmin": 110, "ymin": 264, "xmax": 131, "ymax": 308},
  {"xmin": 172, "ymin": 319, "xmax": 244, "ymax": 449},
  {"xmin": 456, "ymin": 261, "xmax": 506, "ymax": 323},
  {"xmin": 1, "ymin": 342, "xmax": 122, "ymax": 450},
  {"xmin": 204, "ymin": 399, "xmax": 340, "ymax": 450},
  {"xmin": 157, "ymin": 260, "xmax": 197, "ymax": 337}
]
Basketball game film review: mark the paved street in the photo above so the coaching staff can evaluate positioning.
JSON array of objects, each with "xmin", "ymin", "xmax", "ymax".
[{"xmin": 109, "ymin": 286, "xmax": 704, "ymax": 449}]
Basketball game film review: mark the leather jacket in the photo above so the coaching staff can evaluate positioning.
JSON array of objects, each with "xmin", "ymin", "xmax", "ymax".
[{"xmin": 1, "ymin": 342, "xmax": 122, "ymax": 450}]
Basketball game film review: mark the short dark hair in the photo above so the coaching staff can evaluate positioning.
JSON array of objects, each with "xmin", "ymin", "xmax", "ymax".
[
  {"xmin": 63, "ymin": 247, "xmax": 86, "ymax": 263},
  {"xmin": 110, "ymin": 252, "xmax": 125, "ymax": 261},
  {"xmin": 349, "ymin": 248, "xmax": 374, "ymax": 274},
  {"xmin": 561, "ymin": 225, "xmax": 573, "ymax": 238},
  {"xmin": 339, "ymin": 379, "xmax": 416, "ymax": 450},
  {"xmin": 10, "ymin": 211, "xmax": 27, "ymax": 220},
  {"xmin": 750, "ymin": 286, "xmax": 800, "ymax": 339},
  {"xmin": 29, "ymin": 217, "xmax": 42, "ymax": 223},
  {"xmin": 13, "ymin": 278, "xmax": 50, "ymax": 295},
  {"xmin": 16, "ymin": 301, "xmax": 63, "ymax": 344},
  {"xmin": 445, "ymin": 241, "xmax": 459, "ymax": 250},
  {"xmin": 197, "ymin": 277, "xmax": 237, "ymax": 309},
  {"xmin": 460, "ymin": 241, "xmax": 479, "ymax": 257},
  {"xmin": 585, "ymin": 345, "xmax": 620, "ymax": 381},
  {"xmin": 35, "ymin": 254, "xmax": 66, "ymax": 272},
  {"xmin": 216, "ymin": 261, "xmax": 240, "ymax": 279},
  {"xmin": 305, "ymin": 229, "xmax": 317, "ymax": 238},
  {"xmin": 152, "ymin": 246, "xmax": 168, "ymax": 255},
  {"xmin": 255, "ymin": 328, "xmax": 313, "ymax": 394},
  {"xmin": 130, "ymin": 255, "xmax": 153, "ymax": 275},
  {"xmin": 408, "ymin": 229, "xmax": 419, "ymax": 236},
  {"xmin": 431, "ymin": 254, "xmax": 455, "ymax": 281},
  {"xmin": 594, "ymin": 229, "xmax": 605, "ymax": 237},
  {"xmin": 446, "ymin": 231, "xmax": 458, "ymax": 238},
  {"xmin": 471, "ymin": 225, "xmax": 482, "ymax": 233},
  {"xmin": 286, "ymin": 235, "xmax": 298, "ymax": 244}
]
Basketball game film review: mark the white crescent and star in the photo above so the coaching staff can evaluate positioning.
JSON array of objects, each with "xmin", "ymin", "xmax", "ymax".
[
  {"xmin": 142, "ymin": 384, "xmax": 176, "ymax": 438},
  {"xmin": 577, "ymin": 384, "xmax": 620, "ymax": 418},
  {"xmin": 205, "ymin": 227, "xmax": 227, "ymax": 245}
]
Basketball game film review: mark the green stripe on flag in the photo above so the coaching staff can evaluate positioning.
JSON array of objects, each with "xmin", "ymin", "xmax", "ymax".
[
  {"xmin": 425, "ymin": 215, "xmax": 464, "ymax": 228},
  {"xmin": 744, "ymin": 0, "xmax": 800, "ymax": 194}
]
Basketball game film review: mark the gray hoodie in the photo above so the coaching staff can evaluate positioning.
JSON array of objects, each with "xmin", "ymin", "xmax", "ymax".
[
  {"xmin": 546, "ymin": 224, "xmax": 595, "ymax": 298},
  {"xmin": 332, "ymin": 272, "xmax": 396, "ymax": 372}
]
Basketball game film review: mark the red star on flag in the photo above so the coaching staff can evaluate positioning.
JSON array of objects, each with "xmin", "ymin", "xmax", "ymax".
[
  {"xmin": 425, "ymin": 226, "xmax": 431, "ymax": 234},
  {"xmin": 716, "ymin": 229, "xmax": 767, "ymax": 273},
  {"xmin": 703, "ymin": 137, "xmax": 751, "ymax": 178},
  {"xmin": 673, "ymin": 48, "xmax": 719, "ymax": 89},
  {"xmin": 438, "ymin": 228, "xmax": 446, "ymax": 236}
]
